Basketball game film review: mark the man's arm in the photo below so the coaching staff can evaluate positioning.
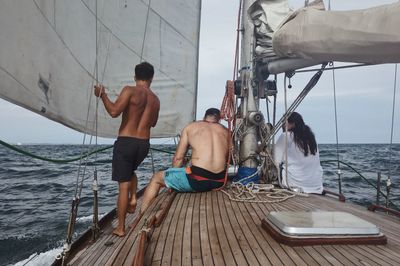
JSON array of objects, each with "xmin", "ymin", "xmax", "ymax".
[
  {"xmin": 94, "ymin": 85, "xmax": 131, "ymax": 118},
  {"xmin": 151, "ymin": 99, "xmax": 160, "ymax": 127},
  {"xmin": 172, "ymin": 126, "xmax": 189, "ymax": 167}
]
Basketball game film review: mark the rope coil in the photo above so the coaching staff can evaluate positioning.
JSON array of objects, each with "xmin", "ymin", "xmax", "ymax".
[{"xmin": 221, "ymin": 182, "xmax": 308, "ymax": 203}]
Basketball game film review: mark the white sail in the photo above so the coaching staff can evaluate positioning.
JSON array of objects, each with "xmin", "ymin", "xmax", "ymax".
[
  {"xmin": 251, "ymin": 0, "xmax": 400, "ymax": 74},
  {"xmin": 0, "ymin": 0, "xmax": 201, "ymax": 138}
]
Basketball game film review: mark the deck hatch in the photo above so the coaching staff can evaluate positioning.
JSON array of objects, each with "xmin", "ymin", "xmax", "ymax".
[{"xmin": 266, "ymin": 211, "xmax": 380, "ymax": 235}]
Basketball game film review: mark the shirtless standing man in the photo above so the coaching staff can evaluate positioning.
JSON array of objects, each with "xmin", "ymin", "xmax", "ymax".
[
  {"xmin": 140, "ymin": 108, "xmax": 229, "ymax": 214},
  {"xmin": 94, "ymin": 62, "xmax": 160, "ymax": 236}
]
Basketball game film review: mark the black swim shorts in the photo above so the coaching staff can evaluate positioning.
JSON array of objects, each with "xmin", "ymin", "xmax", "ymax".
[{"xmin": 112, "ymin": 136, "xmax": 150, "ymax": 182}]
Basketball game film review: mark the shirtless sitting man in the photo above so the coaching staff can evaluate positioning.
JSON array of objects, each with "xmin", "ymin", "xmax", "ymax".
[{"xmin": 140, "ymin": 108, "xmax": 229, "ymax": 214}]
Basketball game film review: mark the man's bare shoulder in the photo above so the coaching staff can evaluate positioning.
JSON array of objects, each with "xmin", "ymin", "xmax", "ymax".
[
  {"xmin": 186, "ymin": 120, "xmax": 204, "ymax": 128},
  {"xmin": 148, "ymin": 87, "xmax": 160, "ymax": 103},
  {"xmin": 180, "ymin": 121, "xmax": 200, "ymax": 134},
  {"xmin": 185, "ymin": 121, "xmax": 227, "ymax": 132},
  {"xmin": 119, "ymin": 85, "xmax": 136, "ymax": 96}
]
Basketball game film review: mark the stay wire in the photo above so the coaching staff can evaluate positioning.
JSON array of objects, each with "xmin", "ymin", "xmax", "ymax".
[
  {"xmin": 331, "ymin": 62, "xmax": 342, "ymax": 194},
  {"xmin": 233, "ymin": 0, "xmax": 243, "ymax": 79},
  {"xmin": 388, "ymin": 64, "xmax": 398, "ymax": 178},
  {"xmin": 95, "ymin": 0, "xmax": 99, "ymax": 161},
  {"xmin": 76, "ymin": 0, "xmax": 113, "ymax": 199}
]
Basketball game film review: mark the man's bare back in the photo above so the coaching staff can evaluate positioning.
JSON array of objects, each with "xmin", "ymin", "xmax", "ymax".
[
  {"xmin": 118, "ymin": 85, "xmax": 160, "ymax": 139},
  {"xmin": 173, "ymin": 116, "xmax": 229, "ymax": 173},
  {"xmin": 140, "ymin": 108, "xmax": 230, "ymax": 214},
  {"xmin": 95, "ymin": 83, "xmax": 159, "ymax": 139}
]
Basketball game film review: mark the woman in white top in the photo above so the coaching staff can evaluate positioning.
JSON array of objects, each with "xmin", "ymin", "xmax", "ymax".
[{"xmin": 274, "ymin": 112, "xmax": 323, "ymax": 194}]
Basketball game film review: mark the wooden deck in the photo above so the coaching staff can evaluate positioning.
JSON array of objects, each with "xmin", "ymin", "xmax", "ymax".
[{"xmin": 67, "ymin": 189, "xmax": 400, "ymax": 265}]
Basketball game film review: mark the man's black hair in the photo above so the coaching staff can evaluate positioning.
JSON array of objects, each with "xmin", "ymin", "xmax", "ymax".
[
  {"xmin": 204, "ymin": 108, "xmax": 221, "ymax": 119},
  {"xmin": 135, "ymin": 61, "xmax": 154, "ymax": 81}
]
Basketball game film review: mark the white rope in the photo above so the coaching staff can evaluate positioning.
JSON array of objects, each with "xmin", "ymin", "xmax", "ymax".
[
  {"xmin": 137, "ymin": 227, "xmax": 151, "ymax": 236},
  {"xmin": 221, "ymin": 182, "xmax": 308, "ymax": 203}
]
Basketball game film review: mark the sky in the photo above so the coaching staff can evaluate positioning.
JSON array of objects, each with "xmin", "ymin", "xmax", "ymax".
[{"xmin": 0, "ymin": 0, "xmax": 399, "ymax": 144}]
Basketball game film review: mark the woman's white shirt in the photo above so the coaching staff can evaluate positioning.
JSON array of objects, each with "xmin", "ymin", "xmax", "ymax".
[{"xmin": 274, "ymin": 131, "xmax": 323, "ymax": 194}]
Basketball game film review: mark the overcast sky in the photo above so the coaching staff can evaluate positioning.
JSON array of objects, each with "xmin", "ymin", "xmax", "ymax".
[{"xmin": 0, "ymin": 0, "xmax": 399, "ymax": 144}]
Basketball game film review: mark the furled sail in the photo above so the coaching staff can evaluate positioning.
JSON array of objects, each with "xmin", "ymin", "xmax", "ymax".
[
  {"xmin": 250, "ymin": 0, "xmax": 400, "ymax": 75},
  {"xmin": 0, "ymin": 0, "xmax": 201, "ymax": 138}
]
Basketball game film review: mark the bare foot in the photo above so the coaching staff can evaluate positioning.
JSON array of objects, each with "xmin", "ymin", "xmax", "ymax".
[
  {"xmin": 127, "ymin": 199, "xmax": 137, "ymax": 213},
  {"xmin": 112, "ymin": 228, "xmax": 125, "ymax": 237}
]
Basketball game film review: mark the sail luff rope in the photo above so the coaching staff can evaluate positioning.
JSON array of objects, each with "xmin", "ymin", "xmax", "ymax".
[{"xmin": 331, "ymin": 62, "xmax": 342, "ymax": 195}]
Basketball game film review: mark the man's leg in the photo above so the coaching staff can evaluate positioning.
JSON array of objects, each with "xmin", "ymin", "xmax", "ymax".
[
  {"xmin": 140, "ymin": 171, "xmax": 165, "ymax": 214},
  {"xmin": 113, "ymin": 181, "xmax": 130, "ymax": 237},
  {"xmin": 127, "ymin": 173, "xmax": 138, "ymax": 213}
]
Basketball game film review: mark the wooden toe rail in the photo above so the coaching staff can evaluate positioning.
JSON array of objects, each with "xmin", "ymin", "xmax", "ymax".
[
  {"xmin": 322, "ymin": 189, "xmax": 346, "ymax": 202},
  {"xmin": 132, "ymin": 191, "xmax": 177, "ymax": 266},
  {"xmin": 368, "ymin": 204, "xmax": 400, "ymax": 218}
]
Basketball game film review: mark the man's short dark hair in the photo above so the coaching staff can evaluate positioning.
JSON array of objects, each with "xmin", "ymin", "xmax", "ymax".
[
  {"xmin": 135, "ymin": 62, "xmax": 154, "ymax": 81},
  {"xmin": 204, "ymin": 108, "xmax": 221, "ymax": 119}
]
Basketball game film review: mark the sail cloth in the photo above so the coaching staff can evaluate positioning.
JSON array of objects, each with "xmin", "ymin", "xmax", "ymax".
[
  {"xmin": 251, "ymin": 0, "xmax": 400, "ymax": 74},
  {"xmin": 0, "ymin": 0, "xmax": 200, "ymax": 138}
]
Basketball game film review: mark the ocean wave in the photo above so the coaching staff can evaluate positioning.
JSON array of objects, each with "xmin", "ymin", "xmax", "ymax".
[
  {"xmin": 11, "ymin": 247, "xmax": 62, "ymax": 266},
  {"xmin": 75, "ymin": 213, "xmax": 106, "ymax": 223}
]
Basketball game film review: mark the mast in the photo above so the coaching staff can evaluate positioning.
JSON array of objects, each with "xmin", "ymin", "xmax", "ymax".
[{"xmin": 238, "ymin": 0, "xmax": 261, "ymax": 169}]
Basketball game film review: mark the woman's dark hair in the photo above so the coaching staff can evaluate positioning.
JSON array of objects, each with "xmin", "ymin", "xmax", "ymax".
[{"xmin": 287, "ymin": 112, "xmax": 317, "ymax": 156}]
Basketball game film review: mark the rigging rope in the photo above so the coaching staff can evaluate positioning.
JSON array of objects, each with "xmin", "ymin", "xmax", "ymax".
[
  {"xmin": 0, "ymin": 139, "xmax": 175, "ymax": 164},
  {"xmin": 217, "ymin": 81, "xmax": 235, "ymax": 190},
  {"xmin": 216, "ymin": 0, "xmax": 243, "ymax": 189},
  {"xmin": 0, "ymin": 139, "xmax": 112, "ymax": 163},
  {"xmin": 220, "ymin": 81, "xmax": 236, "ymax": 130},
  {"xmin": 63, "ymin": 0, "xmax": 127, "ymax": 256}
]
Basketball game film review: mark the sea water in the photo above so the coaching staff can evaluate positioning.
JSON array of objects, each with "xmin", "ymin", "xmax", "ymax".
[{"xmin": 0, "ymin": 144, "xmax": 399, "ymax": 265}]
